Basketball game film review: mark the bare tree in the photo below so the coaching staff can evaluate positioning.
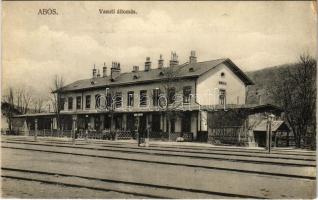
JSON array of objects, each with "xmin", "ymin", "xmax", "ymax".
[
  {"xmin": 50, "ymin": 75, "xmax": 65, "ymax": 131},
  {"xmin": 269, "ymin": 54, "xmax": 316, "ymax": 148},
  {"xmin": 157, "ymin": 65, "xmax": 185, "ymax": 136},
  {"xmin": 22, "ymin": 90, "xmax": 32, "ymax": 114},
  {"xmin": 13, "ymin": 87, "xmax": 32, "ymax": 114},
  {"xmin": 2, "ymin": 87, "xmax": 18, "ymax": 133},
  {"xmin": 16, "ymin": 88, "xmax": 24, "ymax": 113},
  {"xmin": 33, "ymin": 97, "xmax": 45, "ymax": 113}
]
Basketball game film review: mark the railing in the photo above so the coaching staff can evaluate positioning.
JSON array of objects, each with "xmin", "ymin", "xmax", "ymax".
[
  {"xmin": 116, "ymin": 130, "xmax": 133, "ymax": 140},
  {"xmin": 149, "ymin": 132, "xmax": 169, "ymax": 141},
  {"xmin": 148, "ymin": 132, "xmax": 193, "ymax": 142},
  {"xmin": 11, "ymin": 128, "xmax": 193, "ymax": 142},
  {"xmin": 208, "ymin": 126, "xmax": 247, "ymax": 145},
  {"xmin": 28, "ymin": 129, "xmax": 73, "ymax": 138}
]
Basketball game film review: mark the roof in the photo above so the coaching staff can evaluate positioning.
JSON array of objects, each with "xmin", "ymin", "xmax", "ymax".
[
  {"xmin": 254, "ymin": 120, "xmax": 290, "ymax": 132},
  {"xmin": 201, "ymin": 103, "xmax": 283, "ymax": 113},
  {"xmin": 13, "ymin": 112, "xmax": 56, "ymax": 118},
  {"xmin": 60, "ymin": 58, "xmax": 254, "ymax": 92}
]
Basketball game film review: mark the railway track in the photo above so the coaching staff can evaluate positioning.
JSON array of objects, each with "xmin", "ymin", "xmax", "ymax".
[
  {"xmin": 2, "ymin": 144, "xmax": 316, "ymax": 180},
  {"xmin": 4, "ymin": 137, "xmax": 316, "ymax": 157},
  {"xmin": 2, "ymin": 140, "xmax": 316, "ymax": 167},
  {"xmin": 2, "ymin": 167, "xmax": 263, "ymax": 199}
]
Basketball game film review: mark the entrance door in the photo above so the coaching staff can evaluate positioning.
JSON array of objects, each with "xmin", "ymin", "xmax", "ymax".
[
  {"xmin": 126, "ymin": 114, "xmax": 135, "ymax": 132},
  {"xmin": 139, "ymin": 115, "xmax": 147, "ymax": 138},
  {"xmin": 94, "ymin": 116, "xmax": 100, "ymax": 130},
  {"xmin": 254, "ymin": 131, "xmax": 266, "ymax": 147},
  {"xmin": 104, "ymin": 115, "xmax": 111, "ymax": 130},
  {"xmin": 152, "ymin": 114, "xmax": 161, "ymax": 132},
  {"xmin": 181, "ymin": 112, "xmax": 192, "ymax": 133}
]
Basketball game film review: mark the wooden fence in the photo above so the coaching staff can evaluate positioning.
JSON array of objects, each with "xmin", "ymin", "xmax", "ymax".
[{"xmin": 208, "ymin": 126, "xmax": 247, "ymax": 145}]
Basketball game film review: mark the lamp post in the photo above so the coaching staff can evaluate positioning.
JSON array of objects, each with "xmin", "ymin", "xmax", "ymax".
[
  {"xmin": 267, "ymin": 113, "xmax": 275, "ymax": 154},
  {"xmin": 85, "ymin": 114, "xmax": 88, "ymax": 142},
  {"xmin": 34, "ymin": 118, "xmax": 38, "ymax": 141},
  {"xmin": 72, "ymin": 115, "xmax": 77, "ymax": 145}
]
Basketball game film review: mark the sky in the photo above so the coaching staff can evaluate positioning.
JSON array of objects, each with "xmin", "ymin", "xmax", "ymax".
[{"xmin": 2, "ymin": 1, "xmax": 317, "ymax": 97}]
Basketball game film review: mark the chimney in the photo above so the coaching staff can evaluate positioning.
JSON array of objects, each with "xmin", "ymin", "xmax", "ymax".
[
  {"xmin": 97, "ymin": 69, "xmax": 101, "ymax": 78},
  {"xmin": 169, "ymin": 51, "xmax": 179, "ymax": 67},
  {"xmin": 111, "ymin": 61, "xmax": 121, "ymax": 80},
  {"xmin": 145, "ymin": 57, "xmax": 151, "ymax": 71},
  {"xmin": 102, "ymin": 62, "xmax": 107, "ymax": 77},
  {"xmin": 132, "ymin": 65, "xmax": 139, "ymax": 72},
  {"xmin": 158, "ymin": 54, "xmax": 164, "ymax": 69},
  {"xmin": 189, "ymin": 50, "xmax": 197, "ymax": 64},
  {"xmin": 92, "ymin": 64, "xmax": 97, "ymax": 78}
]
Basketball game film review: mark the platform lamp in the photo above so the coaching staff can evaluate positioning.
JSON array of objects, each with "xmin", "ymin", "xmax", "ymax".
[
  {"xmin": 72, "ymin": 115, "xmax": 77, "ymax": 145},
  {"xmin": 267, "ymin": 113, "xmax": 275, "ymax": 154}
]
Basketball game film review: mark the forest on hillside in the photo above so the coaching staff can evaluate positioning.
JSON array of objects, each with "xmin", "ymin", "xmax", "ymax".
[
  {"xmin": 246, "ymin": 64, "xmax": 298, "ymax": 105},
  {"xmin": 246, "ymin": 55, "xmax": 316, "ymax": 148}
]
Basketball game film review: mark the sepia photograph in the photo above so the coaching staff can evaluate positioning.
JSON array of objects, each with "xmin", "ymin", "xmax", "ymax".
[{"xmin": 1, "ymin": 1, "xmax": 317, "ymax": 199}]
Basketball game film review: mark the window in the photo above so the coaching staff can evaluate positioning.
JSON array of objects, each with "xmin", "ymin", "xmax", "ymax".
[
  {"xmin": 76, "ymin": 96, "xmax": 82, "ymax": 109},
  {"xmin": 127, "ymin": 91, "xmax": 134, "ymax": 107},
  {"xmin": 95, "ymin": 94, "xmax": 101, "ymax": 108},
  {"xmin": 140, "ymin": 90, "xmax": 147, "ymax": 106},
  {"xmin": 85, "ymin": 95, "xmax": 91, "ymax": 109},
  {"xmin": 219, "ymin": 89, "xmax": 226, "ymax": 105},
  {"xmin": 153, "ymin": 89, "xmax": 160, "ymax": 106},
  {"xmin": 68, "ymin": 97, "xmax": 73, "ymax": 110},
  {"xmin": 115, "ymin": 92, "xmax": 122, "ymax": 108},
  {"xmin": 221, "ymin": 72, "xmax": 225, "ymax": 78},
  {"xmin": 106, "ymin": 93, "xmax": 112, "ymax": 107},
  {"xmin": 183, "ymin": 86, "xmax": 192, "ymax": 103},
  {"xmin": 60, "ymin": 98, "xmax": 65, "ymax": 110},
  {"xmin": 168, "ymin": 87, "xmax": 176, "ymax": 104},
  {"xmin": 219, "ymin": 81, "xmax": 227, "ymax": 85}
]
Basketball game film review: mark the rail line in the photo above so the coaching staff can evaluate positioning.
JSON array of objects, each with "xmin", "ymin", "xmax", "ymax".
[
  {"xmin": 2, "ymin": 167, "xmax": 263, "ymax": 199},
  {"xmin": 2, "ymin": 145, "xmax": 316, "ymax": 180},
  {"xmin": 2, "ymin": 140, "xmax": 316, "ymax": 167},
  {"xmin": 4, "ymin": 137, "xmax": 315, "ymax": 157}
]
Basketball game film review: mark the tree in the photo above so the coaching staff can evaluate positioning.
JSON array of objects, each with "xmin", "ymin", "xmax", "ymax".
[
  {"xmin": 157, "ymin": 64, "xmax": 185, "ymax": 138},
  {"xmin": 14, "ymin": 87, "xmax": 32, "ymax": 114},
  {"xmin": 269, "ymin": 54, "xmax": 316, "ymax": 148},
  {"xmin": 50, "ymin": 75, "xmax": 65, "ymax": 131},
  {"xmin": 22, "ymin": 90, "xmax": 32, "ymax": 114},
  {"xmin": 2, "ymin": 87, "xmax": 16, "ymax": 133},
  {"xmin": 33, "ymin": 97, "xmax": 45, "ymax": 113}
]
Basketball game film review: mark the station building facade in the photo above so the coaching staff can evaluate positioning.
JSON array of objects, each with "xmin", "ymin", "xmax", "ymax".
[
  {"xmin": 15, "ymin": 51, "xmax": 272, "ymax": 143},
  {"xmin": 55, "ymin": 52, "xmax": 253, "ymax": 139}
]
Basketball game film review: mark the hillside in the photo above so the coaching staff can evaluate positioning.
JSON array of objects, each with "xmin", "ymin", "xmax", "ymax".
[{"xmin": 245, "ymin": 63, "xmax": 297, "ymax": 105}]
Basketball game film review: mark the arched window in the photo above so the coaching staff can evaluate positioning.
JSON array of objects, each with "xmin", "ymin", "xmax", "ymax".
[
  {"xmin": 221, "ymin": 72, "xmax": 225, "ymax": 78},
  {"xmin": 95, "ymin": 94, "xmax": 101, "ymax": 108}
]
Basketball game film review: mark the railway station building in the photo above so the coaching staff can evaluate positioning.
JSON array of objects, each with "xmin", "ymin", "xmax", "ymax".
[{"xmin": 12, "ymin": 51, "xmax": 291, "ymax": 147}]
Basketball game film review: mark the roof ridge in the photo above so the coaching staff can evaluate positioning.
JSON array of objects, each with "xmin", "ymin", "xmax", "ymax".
[{"xmin": 61, "ymin": 57, "xmax": 254, "ymax": 92}]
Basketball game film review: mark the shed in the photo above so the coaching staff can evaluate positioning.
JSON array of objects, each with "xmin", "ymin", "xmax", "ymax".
[{"xmin": 253, "ymin": 120, "xmax": 291, "ymax": 147}]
